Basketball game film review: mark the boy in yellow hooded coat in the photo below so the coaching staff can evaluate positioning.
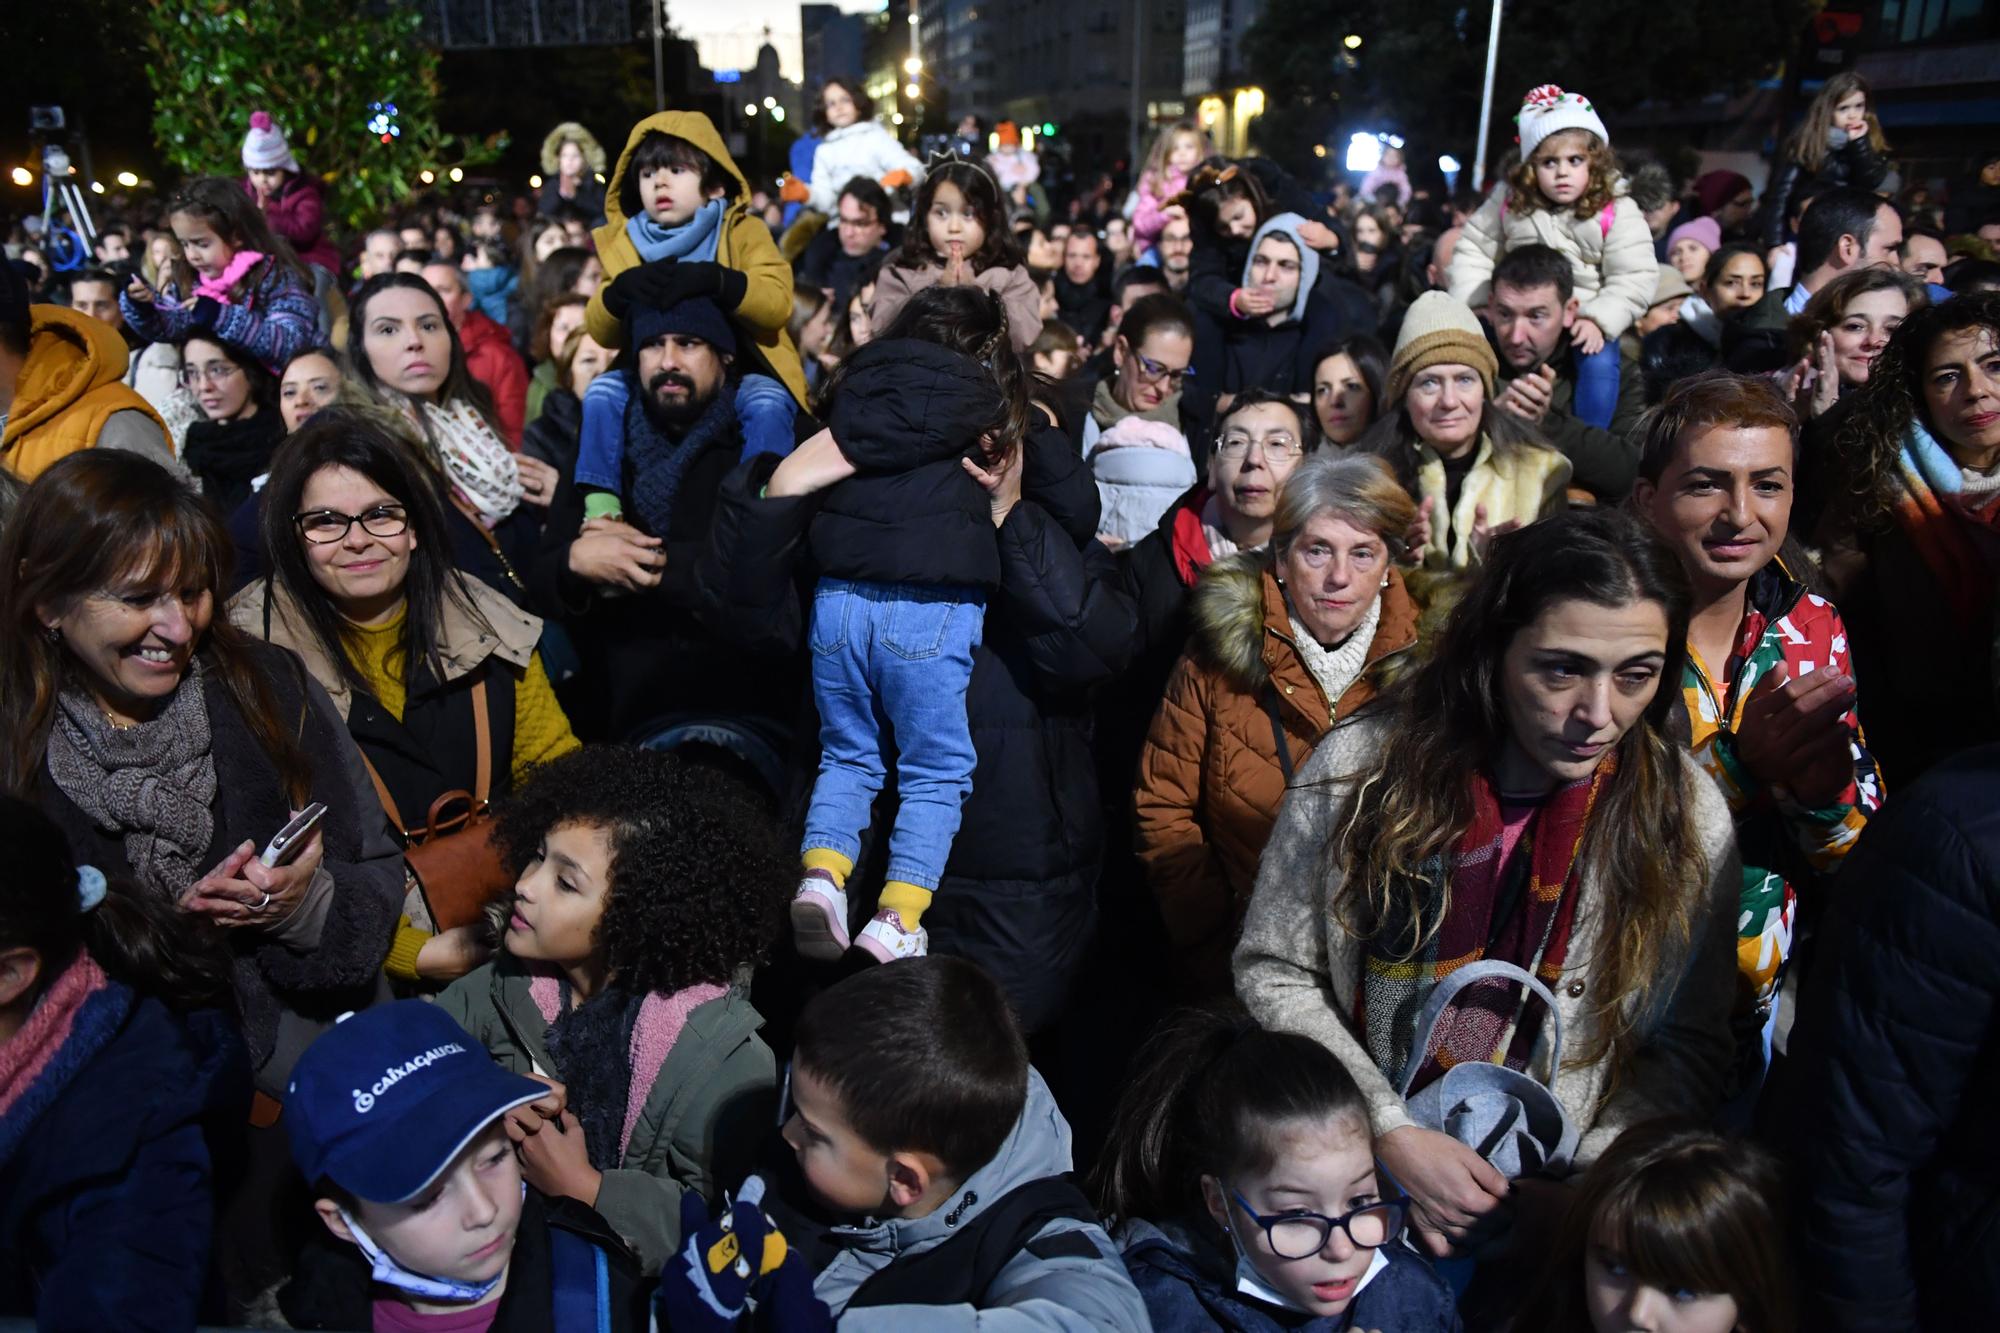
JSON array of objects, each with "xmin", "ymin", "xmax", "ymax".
[{"xmin": 575, "ymin": 112, "xmax": 808, "ymax": 518}]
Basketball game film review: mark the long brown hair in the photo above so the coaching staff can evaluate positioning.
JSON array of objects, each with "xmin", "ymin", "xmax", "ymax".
[
  {"xmin": 1513, "ymin": 1119, "xmax": 1796, "ymax": 1332},
  {"xmin": 0, "ymin": 451, "xmax": 313, "ymax": 803},
  {"xmin": 1786, "ymin": 70, "xmax": 1889, "ymax": 176},
  {"xmin": 1321, "ymin": 508, "xmax": 1702, "ymax": 1071},
  {"xmin": 345, "ymin": 272, "xmax": 504, "ymax": 442},
  {"xmin": 163, "ymin": 176, "xmax": 313, "ymax": 302}
]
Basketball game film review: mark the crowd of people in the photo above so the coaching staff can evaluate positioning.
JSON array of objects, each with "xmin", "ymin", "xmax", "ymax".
[{"xmin": 2, "ymin": 70, "xmax": 1999, "ymax": 1333}]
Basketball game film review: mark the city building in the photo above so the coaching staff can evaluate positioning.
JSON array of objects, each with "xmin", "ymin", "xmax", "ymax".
[
  {"xmin": 1181, "ymin": 0, "xmax": 1264, "ymax": 156},
  {"xmin": 802, "ymin": 3, "xmax": 868, "ymax": 96}
]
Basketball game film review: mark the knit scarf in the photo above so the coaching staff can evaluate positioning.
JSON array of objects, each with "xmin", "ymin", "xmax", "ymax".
[
  {"xmin": 1286, "ymin": 589, "xmax": 1381, "ymax": 713},
  {"xmin": 623, "ymin": 375, "xmax": 737, "ymax": 540},
  {"xmin": 1358, "ymin": 755, "xmax": 1612, "ymax": 1096},
  {"xmin": 626, "ymin": 199, "xmax": 725, "ymax": 264},
  {"xmin": 47, "ymin": 676, "xmax": 218, "ymax": 899},
  {"xmin": 529, "ymin": 970, "xmax": 726, "ymax": 1168},
  {"xmin": 1090, "ymin": 377, "xmax": 1181, "ymax": 433},
  {"xmin": 1891, "ymin": 416, "xmax": 2000, "ymax": 623},
  {"xmin": 194, "ymin": 249, "xmax": 266, "ymax": 304},
  {"xmin": 183, "ymin": 409, "xmax": 285, "ymax": 516},
  {"xmin": 421, "ymin": 399, "xmax": 522, "ymax": 527},
  {"xmin": 0, "ymin": 954, "xmax": 130, "ymax": 1172}
]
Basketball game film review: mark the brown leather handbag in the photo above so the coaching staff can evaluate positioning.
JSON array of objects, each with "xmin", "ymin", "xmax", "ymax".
[{"xmin": 359, "ymin": 678, "xmax": 516, "ymax": 932}]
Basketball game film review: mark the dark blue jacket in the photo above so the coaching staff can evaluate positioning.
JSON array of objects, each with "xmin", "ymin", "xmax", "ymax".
[
  {"xmin": 1119, "ymin": 1217, "xmax": 1462, "ymax": 1333},
  {"xmin": 1776, "ymin": 743, "xmax": 2000, "ymax": 1330},
  {"xmin": 0, "ymin": 989, "xmax": 246, "ymax": 1331}
]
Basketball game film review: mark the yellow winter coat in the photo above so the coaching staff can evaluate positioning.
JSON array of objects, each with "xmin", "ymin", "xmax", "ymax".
[
  {"xmin": 584, "ymin": 112, "xmax": 808, "ymax": 406},
  {"xmin": 1, "ymin": 305, "xmax": 172, "ymax": 482}
]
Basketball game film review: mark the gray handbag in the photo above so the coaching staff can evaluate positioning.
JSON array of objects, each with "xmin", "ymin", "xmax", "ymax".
[{"xmin": 1399, "ymin": 959, "xmax": 1580, "ymax": 1179}]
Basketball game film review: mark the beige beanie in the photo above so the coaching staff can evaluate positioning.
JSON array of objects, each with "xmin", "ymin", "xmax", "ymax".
[{"xmin": 1387, "ymin": 290, "xmax": 1498, "ymax": 405}]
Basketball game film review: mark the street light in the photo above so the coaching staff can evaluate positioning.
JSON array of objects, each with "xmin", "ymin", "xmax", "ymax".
[
  {"xmin": 907, "ymin": 11, "xmax": 918, "ymax": 22},
  {"xmin": 449, "ymin": 166, "xmax": 464, "ymax": 183},
  {"xmin": 904, "ymin": 56, "xmax": 922, "ymax": 75},
  {"xmin": 8, "ymin": 167, "xmax": 29, "ymax": 187},
  {"xmin": 1344, "ymin": 34, "xmax": 1363, "ymax": 49},
  {"xmin": 772, "ymin": 106, "xmax": 786, "ymax": 123},
  {"xmin": 90, "ymin": 181, "xmax": 105, "ymax": 194},
  {"xmin": 745, "ymin": 103, "xmax": 758, "ymax": 116},
  {"xmin": 530, "ymin": 174, "xmax": 543, "ymax": 188},
  {"xmin": 763, "ymin": 96, "xmax": 776, "ymax": 109},
  {"xmin": 419, "ymin": 169, "xmax": 435, "ymax": 184},
  {"xmin": 905, "ymin": 83, "xmax": 921, "ymax": 99},
  {"xmin": 116, "ymin": 171, "xmax": 138, "ymax": 188},
  {"xmin": 892, "ymin": 112, "xmax": 905, "ymax": 125}
]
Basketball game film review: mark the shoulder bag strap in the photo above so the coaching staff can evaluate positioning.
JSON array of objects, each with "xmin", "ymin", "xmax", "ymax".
[
  {"xmin": 1397, "ymin": 958, "xmax": 1567, "ymax": 1098},
  {"xmin": 471, "ymin": 676, "xmax": 492, "ymax": 806},
  {"xmin": 1262, "ymin": 685, "xmax": 1296, "ymax": 787},
  {"xmin": 355, "ymin": 748, "xmax": 408, "ymax": 836}
]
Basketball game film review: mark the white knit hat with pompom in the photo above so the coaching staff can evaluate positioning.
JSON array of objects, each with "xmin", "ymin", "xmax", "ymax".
[{"xmin": 242, "ymin": 110, "xmax": 299, "ymax": 173}]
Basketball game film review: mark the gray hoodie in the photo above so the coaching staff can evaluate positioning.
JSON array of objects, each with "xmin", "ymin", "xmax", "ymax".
[
  {"xmin": 813, "ymin": 1068, "xmax": 1151, "ymax": 1331},
  {"xmin": 1242, "ymin": 213, "xmax": 1321, "ymax": 325}
]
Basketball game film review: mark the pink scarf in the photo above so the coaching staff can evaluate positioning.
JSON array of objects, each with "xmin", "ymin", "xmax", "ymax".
[
  {"xmin": 527, "ymin": 973, "xmax": 727, "ymax": 1161},
  {"xmin": 193, "ymin": 250, "xmax": 266, "ymax": 303}
]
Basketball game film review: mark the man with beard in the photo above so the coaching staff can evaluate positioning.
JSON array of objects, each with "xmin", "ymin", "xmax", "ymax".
[
  {"xmin": 533, "ymin": 292, "xmax": 801, "ymax": 765},
  {"xmin": 1155, "ymin": 213, "xmax": 1194, "ymax": 294},
  {"xmin": 1487, "ymin": 244, "xmax": 1645, "ymax": 500},
  {"xmin": 1055, "ymin": 231, "xmax": 1113, "ymax": 343}
]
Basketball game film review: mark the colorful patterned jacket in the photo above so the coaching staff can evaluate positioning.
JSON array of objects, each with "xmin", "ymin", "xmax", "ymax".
[{"xmin": 1681, "ymin": 561, "xmax": 1883, "ymax": 1011}]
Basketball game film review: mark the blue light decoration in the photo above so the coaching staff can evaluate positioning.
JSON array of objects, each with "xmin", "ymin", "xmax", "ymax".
[
  {"xmin": 714, "ymin": 69, "xmax": 742, "ymax": 83},
  {"xmin": 367, "ymin": 101, "xmax": 402, "ymax": 145}
]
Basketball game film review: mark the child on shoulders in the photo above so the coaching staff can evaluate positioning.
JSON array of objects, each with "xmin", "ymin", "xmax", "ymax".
[{"xmin": 868, "ymin": 161, "xmax": 1044, "ymax": 350}]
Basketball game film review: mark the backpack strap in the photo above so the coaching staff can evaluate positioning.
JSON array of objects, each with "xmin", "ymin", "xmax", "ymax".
[
  {"xmin": 547, "ymin": 1225, "xmax": 611, "ymax": 1333},
  {"xmin": 1262, "ymin": 686, "xmax": 1296, "ymax": 788},
  {"xmin": 1598, "ymin": 201, "xmax": 1615, "ymax": 240},
  {"xmin": 845, "ymin": 1174, "xmax": 1100, "ymax": 1310}
]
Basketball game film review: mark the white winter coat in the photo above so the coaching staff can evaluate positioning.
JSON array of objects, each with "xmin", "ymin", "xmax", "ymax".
[
  {"xmin": 805, "ymin": 121, "xmax": 926, "ymax": 214},
  {"xmin": 1448, "ymin": 190, "xmax": 1657, "ymax": 339}
]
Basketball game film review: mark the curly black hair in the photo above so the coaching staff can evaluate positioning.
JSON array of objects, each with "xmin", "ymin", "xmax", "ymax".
[{"xmin": 491, "ymin": 746, "xmax": 791, "ymax": 995}]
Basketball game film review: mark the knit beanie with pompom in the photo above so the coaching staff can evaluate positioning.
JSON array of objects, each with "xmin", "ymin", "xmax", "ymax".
[
  {"xmin": 241, "ymin": 111, "xmax": 299, "ymax": 173},
  {"xmin": 1515, "ymin": 85, "xmax": 1610, "ymax": 161},
  {"xmin": 1386, "ymin": 291, "xmax": 1498, "ymax": 406}
]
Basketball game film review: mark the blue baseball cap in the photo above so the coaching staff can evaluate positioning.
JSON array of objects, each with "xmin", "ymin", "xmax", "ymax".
[{"xmin": 285, "ymin": 1001, "xmax": 547, "ymax": 1204}]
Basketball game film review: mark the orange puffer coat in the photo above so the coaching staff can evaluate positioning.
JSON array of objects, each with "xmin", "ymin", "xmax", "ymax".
[
  {"xmin": 1, "ymin": 306, "xmax": 170, "ymax": 481},
  {"xmin": 1135, "ymin": 554, "xmax": 1420, "ymax": 997}
]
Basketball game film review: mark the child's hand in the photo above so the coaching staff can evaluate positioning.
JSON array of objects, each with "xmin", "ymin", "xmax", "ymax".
[
  {"xmin": 1234, "ymin": 285, "xmax": 1277, "ymax": 318},
  {"xmin": 765, "ymin": 427, "xmax": 856, "ymax": 498},
  {"xmin": 125, "ymin": 274, "xmax": 157, "ymax": 306},
  {"xmin": 516, "ymin": 1109, "xmax": 601, "ymax": 1205},
  {"xmin": 1295, "ymin": 219, "xmax": 1339, "ymax": 253},
  {"xmin": 962, "ymin": 446, "xmax": 1023, "ymax": 528},
  {"xmin": 503, "ymin": 1074, "xmax": 567, "ymax": 1143},
  {"xmin": 1569, "ymin": 316, "xmax": 1605, "ymax": 356},
  {"xmin": 414, "ymin": 924, "xmax": 491, "ymax": 982},
  {"xmin": 938, "ymin": 245, "xmax": 972, "ymax": 287}
]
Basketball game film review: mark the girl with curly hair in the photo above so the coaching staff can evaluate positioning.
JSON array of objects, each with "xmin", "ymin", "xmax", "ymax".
[
  {"xmin": 1814, "ymin": 291, "xmax": 2000, "ymax": 782},
  {"xmin": 436, "ymin": 745, "xmax": 793, "ymax": 1275},
  {"xmin": 1448, "ymin": 86, "xmax": 1657, "ymax": 430}
]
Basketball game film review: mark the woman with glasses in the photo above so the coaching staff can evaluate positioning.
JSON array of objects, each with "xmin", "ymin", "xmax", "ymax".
[
  {"xmin": 1237, "ymin": 508, "xmax": 1739, "ymax": 1269},
  {"xmin": 1135, "ymin": 453, "xmax": 1422, "ymax": 997},
  {"xmin": 179, "ymin": 333, "xmax": 284, "ymax": 516},
  {"xmin": 1085, "ymin": 295, "xmax": 1201, "ymax": 548},
  {"xmin": 230, "ymin": 408, "xmax": 579, "ymax": 984},
  {"xmin": 1092, "ymin": 1004, "xmax": 1458, "ymax": 1331},
  {"xmin": 1361, "ymin": 292, "xmax": 1569, "ymax": 581}
]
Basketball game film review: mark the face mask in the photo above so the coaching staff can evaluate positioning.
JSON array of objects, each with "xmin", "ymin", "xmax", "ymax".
[
  {"xmin": 1224, "ymin": 1216, "xmax": 1393, "ymax": 1314},
  {"xmin": 338, "ymin": 1189, "xmax": 519, "ymax": 1304}
]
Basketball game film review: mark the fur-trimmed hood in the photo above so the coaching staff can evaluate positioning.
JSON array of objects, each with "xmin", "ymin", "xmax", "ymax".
[
  {"xmin": 1189, "ymin": 551, "xmax": 1420, "ymax": 696},
  {"xmin": 540, "ymin": 121, "xmax": 608, "ymax": 176}
]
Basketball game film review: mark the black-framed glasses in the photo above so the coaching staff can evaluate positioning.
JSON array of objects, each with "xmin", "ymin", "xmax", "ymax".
[
  {"xmin": 1231, "ymin": 1189, "xmax": 1409, "ymax": 1259},
  {"xmin": 294, "ymin": 505, "xmax": 410, "ymax": 545},
  {"xmin": 1132, "ymin": 350, "xmax": 1192, "ymax": 387}
]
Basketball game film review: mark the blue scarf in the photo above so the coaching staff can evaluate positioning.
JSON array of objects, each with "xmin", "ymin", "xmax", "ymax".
[
  {"xmin": 623, "ymin": 372, "xmax": 738, "ymax": 540},
  {"xmin": 625, "ymin": 199, "xmax": 725, "ymax": 264}
]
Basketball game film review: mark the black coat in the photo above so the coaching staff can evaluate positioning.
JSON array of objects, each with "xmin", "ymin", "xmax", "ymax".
[
  {"xmin": 699, "ymin": 428, "xmax": 1138, "ymax": 1031},
  {"xmin": 1184, "ymin": 159, "xmax": 1318, "ymax": 324},
  {"xmin": 1185, "ymin": 284, "xmax": 1372, "ymax": 433},
  {"xmin": 532, "ymin": 416, "xmax": 804, "ymax": 748},
  {"xmin": 798, "ymin": 228, "xmax": 890, "ymax": 312},
  {"xmin": 1775, "ymin": 744, "xmax": 2000, "ymax": 1331},
  {"xmin": 1761, "ymin": 135, "xmax": 1889, "ymax": 249},
  {"xmin": 522, "ymin": 384, "xmax": 583, "ymax": 480},
  {"xmin": 814, "ymin": 339, "xmax": 1003, "ymax": 589},
  {"xmin": 281, "ymin": 1190, "xmax": 652, "ymax": 1332},
  {"xmin": 0, "ymin": 997, "xmax": 246, "ymax": 1330}
]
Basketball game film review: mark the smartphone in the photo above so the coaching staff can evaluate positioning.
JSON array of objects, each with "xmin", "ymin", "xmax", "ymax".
[{"xmin": 260, "ymin": 803, "xmax": 328, "ymax": 867}]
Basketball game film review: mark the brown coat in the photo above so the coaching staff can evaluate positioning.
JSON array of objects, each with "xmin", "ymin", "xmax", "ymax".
[{"xmin": 1135, "ymin": 556, "xmax": 1420, "ymax": 996}]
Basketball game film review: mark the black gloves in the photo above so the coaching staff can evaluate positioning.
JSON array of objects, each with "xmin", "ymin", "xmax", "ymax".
[{"xmin": 602, "ymin": 259, "xmax": 751, "ymax": 320}]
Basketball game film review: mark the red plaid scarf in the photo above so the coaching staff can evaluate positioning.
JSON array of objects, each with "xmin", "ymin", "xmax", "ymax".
[{"xmin": 1359, "ymin": 755, "xmax": 1613, "ymax": 1095}]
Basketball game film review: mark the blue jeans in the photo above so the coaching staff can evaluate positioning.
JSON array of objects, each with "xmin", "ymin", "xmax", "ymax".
[
  {"xmin": 573, "ymin": 369, "xmax": 796, "ymax": 493},
  {"xmin": 803, "ymin": 578, "xmax": 985, "ymax": 891},
  {"xmin": 1570, "ymin": 339, "xmax": 1621, "ymax": 430}
]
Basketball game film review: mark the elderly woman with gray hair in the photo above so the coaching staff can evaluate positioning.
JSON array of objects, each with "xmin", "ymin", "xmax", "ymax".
[{"xmin": 1134, "ymin": 451, "xmax": 1423, "ymax": 996}]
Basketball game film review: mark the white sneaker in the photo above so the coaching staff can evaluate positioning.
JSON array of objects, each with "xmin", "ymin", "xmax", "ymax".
[
  {"xmin": 856, "ymin": 909, "xmax": 928, "ymax": 963},
  {"xmin": 791, "ymin": 872, "xmax": 850, "ymax": 960}
]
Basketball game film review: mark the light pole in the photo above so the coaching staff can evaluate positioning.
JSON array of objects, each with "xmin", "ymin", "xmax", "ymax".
[
  {"xmin": 651, "ymin": 0, "xmax": 666, "ymax": 112},
  {"xmin": 1471, "ymin": 0, "xmax": 1503, "ymax": 190},
  {"xmin": 1129, "ymin": 0, "xmax": 1146, "ymax": 172}
]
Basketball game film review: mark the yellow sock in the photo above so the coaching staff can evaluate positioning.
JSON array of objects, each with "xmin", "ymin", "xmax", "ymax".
[
  {"xmin": 879, "ymin": 880, "xmax": 934, "ymax": 930},
  {"xmin": 802, "ymin": 848, "xmax": 853, "ymax": 887}
]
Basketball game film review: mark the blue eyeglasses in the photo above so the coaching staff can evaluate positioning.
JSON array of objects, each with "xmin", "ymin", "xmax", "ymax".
[{"xmin": 1231, "ymin": 1189, "xmax": 1410, "ymax": 1260}]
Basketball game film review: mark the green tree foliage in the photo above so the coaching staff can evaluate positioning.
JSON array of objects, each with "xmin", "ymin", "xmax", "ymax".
[
  {"xmin": 137, "ymin": 0, "xmax": 503, "ymax": 233},
  {"xmin": 1242, "ymin": 0, "xmax": 1808, "ymax": 176}
]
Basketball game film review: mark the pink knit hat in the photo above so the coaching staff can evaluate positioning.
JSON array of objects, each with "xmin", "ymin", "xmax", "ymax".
[
  {"xmin": 241, "ymin": 110, "xmax": 299, "ymax": 173},
  {"xmin": 1666, "ymin": 217, "xmax": 1722, "ymax": 257}
]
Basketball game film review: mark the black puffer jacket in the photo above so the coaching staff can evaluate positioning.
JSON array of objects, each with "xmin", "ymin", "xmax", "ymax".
[
  {"xmin": 1761, "ymin": 133, "xmax": 1890, "ymax": 248},
  {"xmin": 814, "ymin": 338, "xmax": 1003, "ymax": 589},
  {"xmin": 699, "ymin": 426, "xmax": 1138, "ymax": 1030},
  {"xmin": 1775, "ymin": 744, "xmax": 2000, "ymax": 1331}
]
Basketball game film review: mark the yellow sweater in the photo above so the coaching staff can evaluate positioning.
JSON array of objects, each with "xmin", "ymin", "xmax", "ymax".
[
  {"xmin": 346, "ymin": 607, "xmax": 580, "ymax": 784},
  {"xmin": 351, "ymin": 608, "xmax": 579, "ymax": 984}
]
